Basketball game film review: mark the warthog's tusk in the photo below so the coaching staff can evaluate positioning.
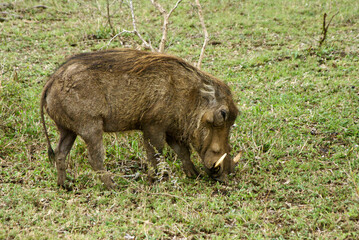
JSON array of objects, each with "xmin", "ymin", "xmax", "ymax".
[
  {"xmin": 233, "ymin": 151, "xmax": 242, "ymax": 163},
  {"xmin": 214, "ymin": 153, "xmax": 227, "ymax": 168}
]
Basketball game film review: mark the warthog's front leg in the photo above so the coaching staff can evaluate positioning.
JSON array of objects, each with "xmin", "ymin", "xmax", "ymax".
[
  {"xmin": 142, "ymin": 125, "xmax": 166, "ymax": 183},
  {"xmin": 81, "ymin": 125, "xmax": 116, "ymax": 190},
  {"xmin": 166, "ymin": 135, "xmax": 198, "ymax": 178}
]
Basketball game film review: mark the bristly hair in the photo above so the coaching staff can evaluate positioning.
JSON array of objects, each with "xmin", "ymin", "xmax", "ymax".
[
  {"xmin": 128, "ymin": 51, "xmax": 198, "ymax": 75},
  {"xmin": 65, "ymin": 49, "xmax": 214, "ymax": 83}
]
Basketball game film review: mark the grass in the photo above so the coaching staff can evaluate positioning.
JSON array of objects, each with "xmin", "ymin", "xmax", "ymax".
[{"xmin": 1, "ymin": 0, "xmax": 359, "ymax": 239}]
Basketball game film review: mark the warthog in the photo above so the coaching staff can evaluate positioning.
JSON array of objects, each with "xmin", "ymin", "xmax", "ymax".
[{"xmin": 40, "ymin": 49, "xmax": 239, "ymax": 189}]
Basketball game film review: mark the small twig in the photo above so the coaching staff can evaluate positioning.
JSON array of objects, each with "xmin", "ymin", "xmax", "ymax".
[
  {"xmin": 195, "ymin": 0, "xmax": 209, "ymax": 69},
  {"xmin": 121, "ymin": 172, "xmax": 141, "ymax": 180},
  {"xmin": 318, "ymin": 12, "xmax": 339, "ymax": 47},
  {"xmin": 150, "ymin": 0, "xmax": 183, "ymax": 53},
  {"xmin": 105, "ymin": 29, "xmax": 132, "ymax": 48},
  {"xmin": 106, "ymin": 0, "xmax": 115, "ymax": 35},
  {"xmin": 33, "ymin": 5, "xmax": 48, "ymax": 9},
  {"xmin": 319, "ymin": 13, "xmax": 328, "ymax": 47}
]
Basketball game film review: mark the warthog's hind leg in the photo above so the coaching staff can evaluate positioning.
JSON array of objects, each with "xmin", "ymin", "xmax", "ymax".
[{"xmin": 55, "ymin": 126, "xmax": 77, "ymax": 190}]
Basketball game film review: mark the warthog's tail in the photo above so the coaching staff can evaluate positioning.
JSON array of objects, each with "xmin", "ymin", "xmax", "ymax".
[{"xmin": 40, "ymin": 81, "xmax": 55, "ymax": 164}]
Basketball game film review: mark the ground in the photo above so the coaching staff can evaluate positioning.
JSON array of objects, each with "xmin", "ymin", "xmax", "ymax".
[{"xmin": 0, "ymin": 0, "xmax": 358, "ymax": 239}]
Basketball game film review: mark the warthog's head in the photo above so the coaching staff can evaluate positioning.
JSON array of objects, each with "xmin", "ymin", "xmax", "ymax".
[{"xmin": 192, "ymin": 83, "xmax": 239, "ymax": 182}]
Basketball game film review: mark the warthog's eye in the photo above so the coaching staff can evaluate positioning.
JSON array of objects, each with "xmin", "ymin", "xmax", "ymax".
[{"xmin": 220, "ymin": 109, "xmax": 227, "ymax": 121}]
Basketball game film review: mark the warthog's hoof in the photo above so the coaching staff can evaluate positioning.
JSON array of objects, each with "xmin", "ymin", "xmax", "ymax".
[
  {"xmin": 100, "ymin": 175, "xmax": 117, "ymax": 190},
  {"xmin": 183, "ymin": 166, "xmax": 199, "ymax": 179},
  {"xmin": 58, "ymin": 182, "xmax": 73, "ymax": 191}
]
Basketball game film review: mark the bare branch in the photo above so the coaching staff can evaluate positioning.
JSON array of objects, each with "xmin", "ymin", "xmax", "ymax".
[
  {"xmin": 128, "ymin": 0, "xmax": 154, "ymax": 50},
  {"xmin": 105, "ymin": 29, "xmax": 133, "ymax": 48},
  {"xmin": 104, "ymin": 0, "xmax": 154, "ymax": 51},
  {"xmin": 150, "ymin": 0, "xmax": 166, "ymax": 15},
  {"xmin": 195, "ymin": 0, "xmax": 209, "ymax": 69},
  {"xmin": 150, "ymin": 0, "xmax": 182, "ymax": 52},
  {"xmin": 168, "ymin": 0, "xmax": 182, "ymax": 16}
]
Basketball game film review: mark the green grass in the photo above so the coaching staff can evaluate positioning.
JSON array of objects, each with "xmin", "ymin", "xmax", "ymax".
[{"xmin": 1, "ymin": 0, "xmax": 359, "ymax": 239}]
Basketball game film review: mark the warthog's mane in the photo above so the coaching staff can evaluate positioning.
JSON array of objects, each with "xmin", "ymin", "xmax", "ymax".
[
  {"xmin": 66, "ymin": 49, "xmax": 189, "ymax": 70},
  {"xmin": 65, "ymin": 49, "xmax": 213, "ymax": 81}
]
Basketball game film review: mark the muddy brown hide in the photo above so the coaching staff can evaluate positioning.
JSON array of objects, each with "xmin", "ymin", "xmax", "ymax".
[{"xmin": 40, "ymin": 49, "xmax": 238, "ymax": 189}]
